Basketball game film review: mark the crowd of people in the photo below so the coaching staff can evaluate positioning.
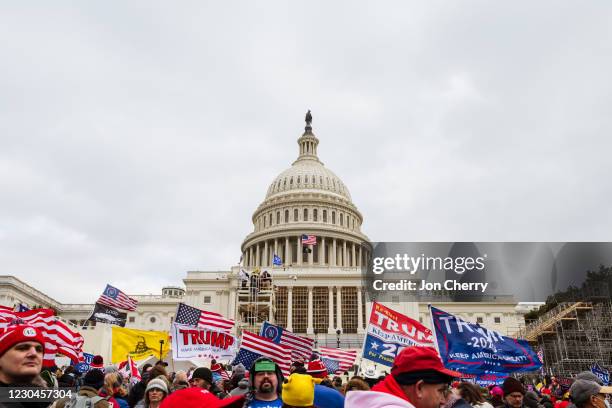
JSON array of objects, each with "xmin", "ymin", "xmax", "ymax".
[{"xmin": 1, "ymin": 323, "xmax": 611, "ymax": 408}]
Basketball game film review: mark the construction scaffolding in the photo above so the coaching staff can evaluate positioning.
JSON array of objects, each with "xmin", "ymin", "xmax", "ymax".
[
  {"xmin": 520, "ymin": 300, "xmax": 612, "ymax": 377},
  {"xmin": 236, "ymin": 270, "xmax": 276, "ymax": 335}
]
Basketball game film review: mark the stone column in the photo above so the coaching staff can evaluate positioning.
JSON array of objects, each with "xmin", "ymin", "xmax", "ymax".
[
  {"xmin": 357, "ymin": 286, "xmax": 364, "ymax": 333},
  {"xmin": 343, "ymin": 241, "xmax": 347, "ymax": 267},
  {"xmin": 307, "ymin": 286, "xmax": 314, "ymax": 334},
  {"xmin": 352, "ymin": 243, "xmax": 356, "ymax": 267},
  {"xmin": 320, "ymin": 237, "xmax": 326, "ymax": 266},
  {"xmin": 263, "ymin": 241, "xmax": 269, "ymax": 267},
  {"xmin": 285, "ymin": 237, "xmax": 290, "ymax": 265},
  {"xmin": 274, "ymin": 239, "xmax": 278, "ymax": 266},
  {"xmin": 308, "ymin": 244, "xmax": 314, "ymax": 265},
  {"xmin": 228, "ymin": 288, "xmax": 237, "ymax": 323},
  {"xmin": 358, "ymin": 245, "xmax": 362, "ymax": 267},
  {"xmin": 336, "ymin": 286, "xmax": 343, "ymax": 330},
  {"xmin": 296, "ymin": 236, "xmax": 302, "ymax": 265},
  {"xmin": 287, "ymin": 287, "xmax": 293, "ymax": 331},
  {"xmin": 255, "ymin": 244, "xmax": 260, "ymax": 267},
  {"xmin": 328, "ymin": 286, "xmax": 334, "ymax": 334},
  {"xmin": 332, "ymin": 239, "xmax": 337, "ymax": 267}
]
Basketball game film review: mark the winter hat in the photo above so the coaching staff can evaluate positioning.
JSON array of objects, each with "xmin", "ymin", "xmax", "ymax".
[
  {"xmin": 232, "ymin": 363, "xmax": 246, "ymax": 377},
  {"xmin": 160, "ymin": 387, "xmax": 244, "ymax": 408},
  {"xmin": 503, "ymin": 377, "xmax": 525, "ymax": 396},
  {"xmin": 83, "ymin": 368, "xmax": 105, "ymax": 389},
  {"xmin": 282, "ymin": 374, "xmax": 316, "ymax": 407},
  {"xmin": 104, "ymin": 365, "xmax": 118, "ymax": 374},
  {"xmin": 146, "ymin": 378, "xmax": 169, "ymax": 394},
  {"xmin": 90, "ymin": 355, "xmax": 104, "ymax": 369},
  {"xmin": 306, "ymin": 360, "xmax": 328, "ymax": 379},
  {"xmin": 211, "ymin": 363, "xmax": 224, "ymax": 372},
  {"xmin": 491, "ymin": 386, "xmax": 504, "ymax": 398},
  {"xmin": 0, "ymin": 325, "xmax": 45, "ymax": 357},
  {"xmin": 191, "ymin": 367, "xmax": 213, "ymax": 384}
]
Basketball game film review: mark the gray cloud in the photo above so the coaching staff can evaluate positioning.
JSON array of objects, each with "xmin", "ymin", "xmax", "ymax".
[{"xmin": 1, "ymin": 1, "xmax": 611, "ymax": 302}]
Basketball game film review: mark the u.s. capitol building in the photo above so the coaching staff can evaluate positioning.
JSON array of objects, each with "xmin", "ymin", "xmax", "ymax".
[{"xmin": 0, "ymin": 114, "xmax": 528, "ymax": 357}]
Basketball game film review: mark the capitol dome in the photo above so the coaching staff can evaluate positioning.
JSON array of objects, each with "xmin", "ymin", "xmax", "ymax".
[{"xmin": 240, "ymin": 112, "xmax": 369, "ymax": 271}]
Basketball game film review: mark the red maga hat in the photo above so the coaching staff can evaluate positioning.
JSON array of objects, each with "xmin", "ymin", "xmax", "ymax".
[
  {"xmin": 391, "ymin": 346, "xmax": 462, "ymax": 378},
  {"xmin": 160, "ymin": 388, "xmax": 244, "ymax": 408}
]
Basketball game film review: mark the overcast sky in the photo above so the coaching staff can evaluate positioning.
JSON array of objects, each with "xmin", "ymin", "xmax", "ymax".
[{"xmin": 1, "ymin": 2, "xmax": 611, "ymax": 303}]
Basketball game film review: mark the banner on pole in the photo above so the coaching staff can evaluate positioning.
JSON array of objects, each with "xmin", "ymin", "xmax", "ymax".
[
  {"xmin": 88, "ymin": 302, "xmax": 127, "ymax": 327},
  {"xmin": 362, "ymin": 302, "xmax": 434, "ymax": 367},
  {"xmin": 430, "ymin": 306, "xmax": 542, "ymax": 375},
  {"xmin": 171, "ymin": 323, "xmax": 237, "ymax": 361}
]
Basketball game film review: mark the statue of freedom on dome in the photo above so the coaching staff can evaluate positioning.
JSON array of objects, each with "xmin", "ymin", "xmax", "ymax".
[{"xmin": 305, "ymin": 110, "xmax": 312, "ymax": 126}]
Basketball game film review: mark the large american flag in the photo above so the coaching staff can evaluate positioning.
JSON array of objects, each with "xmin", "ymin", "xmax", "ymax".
[
  {"xmin": 97, "ymin": 284, "xmax": 138, "ymax": 311},
  {"xmin": 301, "ymin": 234, "xmax": 317, "ymax": 245},
  {"xmin": 0, "ymin": 309, "xmax": 84, "ymax": 367},
  {"xmin": 175, "ymin": 303, "xmax": 235, "ymax": 333},
  {"xmin": 232, "ymin": 331, "xmax": 291, "ymax": 377},
  {"xmin": 317, "ymin": 347, "xmax": 357, "ymax": 373}
]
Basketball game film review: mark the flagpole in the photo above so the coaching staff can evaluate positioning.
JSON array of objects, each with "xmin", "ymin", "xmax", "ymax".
[
  {"xmin": 357, "ymin": 301, "xmax": 374, "ymax": 375},
  {"xmin": 428, "ymin": 304, "xmax": 442, "ymax": 355}
]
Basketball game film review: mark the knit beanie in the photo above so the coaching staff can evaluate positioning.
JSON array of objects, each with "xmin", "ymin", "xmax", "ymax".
[
  {"xmin": 282, "ymin": 374, "xmax": 316, "ymax": 407},
  {"xmin": 503, "ymin": 377, "xmax": 525, "ymax": 396}
]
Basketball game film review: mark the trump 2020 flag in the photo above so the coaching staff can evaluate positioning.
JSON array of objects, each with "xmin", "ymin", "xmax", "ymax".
[
  {"xmin": 362, "ymin": 302, "xmax": 434, "ymax": 367},
  {"xmin": 430, "ymin": 306, "xmax": 542, "ymax": 375}
]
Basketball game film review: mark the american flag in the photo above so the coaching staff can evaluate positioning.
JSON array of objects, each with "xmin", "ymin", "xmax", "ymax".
[
  {"xmin": 260, "ymin": 322, "xmax": 314, "ymax": 362},
  {"xmin": 301, "ymin": 234, "xmax": 317, "ymax": 245},
  {"xmin": 317, "ymin": 347, "xmax": 357, "ymax": 374},
  {"xmin": 97, "ymin": 284, "xmax": 138, "ymax": 311},
  {"xmin": 175, "ymin": 303, "xmax": 235, "ymax": 333},
  {"xmin": 119, "ymin": 355, "xmax": 141, "ymax": 385},
  {"xmin": 0, "ymin": 309, "xmax": 84, "ymax": 367},
  {"xmin": 321, "ymin": 356, "xmax": 341, "ymax": 375},
  {"xmin": 232, "ymin": 331, "xmax": 291, "ymax": 377}
]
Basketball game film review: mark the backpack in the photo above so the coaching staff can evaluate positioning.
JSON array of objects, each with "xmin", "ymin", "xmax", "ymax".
[{"xmin": 65, "ymin": 394, "xmax": 110, "ymax": 408}]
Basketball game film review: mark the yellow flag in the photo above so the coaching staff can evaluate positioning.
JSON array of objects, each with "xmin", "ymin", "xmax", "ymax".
[{"xmin": 111, "ymin": 326, "xmax": 170, "ymax": 363}]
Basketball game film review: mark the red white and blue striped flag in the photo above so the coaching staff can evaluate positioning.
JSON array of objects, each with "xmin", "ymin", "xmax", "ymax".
[
  {"xmin": 232, "ymin": 331, "xmax": 291, "ymax": 377},
  {"xmin": 301, "ymin": 235, "xmax": 317, "ymax": 245},
  {"xmin": 260, "ymin": 321, "xmax": 314, "ymax": 361},
  {"xmin": 175, "ymin": 302, "xmax": 235, "ymax": 333},
  {"xmin": 97, "ymin": 284, "xmax": 138, "ymax": 311},
  {"xmin": 317, "ymin": 346, "xmax": 357, "ymax": 373}
]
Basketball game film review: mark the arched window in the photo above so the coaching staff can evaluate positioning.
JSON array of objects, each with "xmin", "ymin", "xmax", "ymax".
[
  {"xmin": 276, "ymin": 211, "xmax": 280, "ymax": 225},
  {"xmin": 340, "ymin": 213, "xmax": 343, "ymax": 226},
  {"xmin": 303, "ymin": 208, "xmax": 308, "ymax": 221},
  {"xmin": 313, "ymin": 209, "xmax": 318, "ymax": 221},
  {"xmin": 297, "ymin": 176, "xmax": 301, "ymax": 184},
  {"xmin": 305, "ymin": 175, "xmax": 309, "ymax": 184},
  {"xmin": 269, "ymin": 213, "xmax": 272, "ymax": 226},
  {"xmin": 284, "ymin": 210, "xmax": 289, "ymax": 223},
  {"xmin": 263, "ymin": 217, "xmax": 267, "ymax": 227},
  {"xmin": 290, "ymin": 177, "xmax": 293, "ymax": 185},
  {"xmin": 284, "ymin": 178, "xmax": 287, "ymax": 187},
  {"xmin": 323, "ymin": 210, "xmax": 327, "ymax": 223},
  {"xmin": 346, "ymin": 214, "xmax": 350, "ymax": 226},
  {"xmin": 320, "ymin": 176, "xmax": 323, "ymax": 185},
  {"xmin": 294, "ymin": 209, "xmax": 298, "ymax": 221},
  {"xmin": 332, "ymin": 211, "xmax": 336, "ymax": 224}
]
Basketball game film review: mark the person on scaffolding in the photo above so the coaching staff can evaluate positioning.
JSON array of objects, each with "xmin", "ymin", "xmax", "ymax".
[
  {"xmin": 250, "ymin": 268, "xmax": 261, "ymax": 297},
  {"xmin": 239, "ymin": 269, "xmax": 250, "ymax": 289},
  {"xmin": 260, "ymin": 270, "xmax": 271, "ymax": 290}
]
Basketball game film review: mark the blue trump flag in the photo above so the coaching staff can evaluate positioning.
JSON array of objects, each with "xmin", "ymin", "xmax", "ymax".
[
  {"xmin": 591, "ymin": 363, "xmax": 610, "ymax": 385},
  {"xmin": 430, "ymin": 306, "xmax": 542, "ymax": 376}
]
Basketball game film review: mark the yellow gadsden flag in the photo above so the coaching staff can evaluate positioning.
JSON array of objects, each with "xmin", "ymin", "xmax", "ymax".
[{"xmin": 111, "ymin": 326, "xmax": 170, "ymax": 363}]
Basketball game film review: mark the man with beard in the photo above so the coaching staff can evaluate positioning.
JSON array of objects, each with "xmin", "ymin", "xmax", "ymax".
[
  {"xmin": 0, "ymin": 324, "xmax": 49, "ymax": 408},
  {"xmin": 246, "ymin": 358, "xmax": 283, "ymax": 408}
]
